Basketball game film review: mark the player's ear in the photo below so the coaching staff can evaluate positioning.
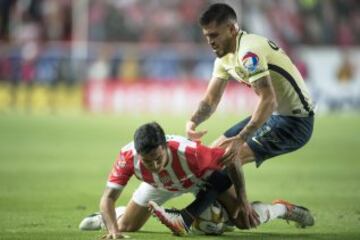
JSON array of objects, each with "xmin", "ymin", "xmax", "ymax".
[{"xmin": 228, "ymin": 23, "xmax": 237, "ymax": 36}]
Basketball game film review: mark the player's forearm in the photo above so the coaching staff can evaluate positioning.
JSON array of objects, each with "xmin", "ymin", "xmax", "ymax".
[
  {"xmin": 100, "ymin": 196, "xmax": 119, "ymax": 233},
  {"xmin": 238, "ymin": 95, "xmax": 276, "ymax": 141},
  {"xmin": 228, "ymin": 160, "xmax": 248, "ymax": 203},
  {"xmin": 190, "ymin": 99, "xmax": 218, "ymax": 127}
]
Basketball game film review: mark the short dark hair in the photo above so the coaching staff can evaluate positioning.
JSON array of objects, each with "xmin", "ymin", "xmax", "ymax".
[
  {"xmin": 199, "ymin": 3, "xmax": 237, "ymax": 26},
  {"xmin": 134, "ymin": 122, "xmax": 166, "ymax": 154}
]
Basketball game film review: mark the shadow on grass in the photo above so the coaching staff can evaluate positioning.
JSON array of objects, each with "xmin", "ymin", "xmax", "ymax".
[
  {"xmin": 134, "ymin": 231, "xmax": 360, "ymax": 240},
  {"xmin": 1, "ymin": 230, "xmax": 360, "ymax": 240}
]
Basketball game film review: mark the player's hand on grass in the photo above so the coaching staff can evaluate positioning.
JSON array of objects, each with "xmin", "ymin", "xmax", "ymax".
[
  {"xmin": 101, "ymin": 231, "xmax": 126, "ymax": 239},
  {"xmin": 186, "ymin": 121, "xmax": 207, "ymax": 140},
  {"xmin": 233, "ymin": 202, "xmax": 260, "ymax": 229}
]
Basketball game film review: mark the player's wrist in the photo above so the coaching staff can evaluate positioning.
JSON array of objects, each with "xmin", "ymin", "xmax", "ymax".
[{"xmin": 186, "ymin": 120, "xmax": 197, "ymax": 131}]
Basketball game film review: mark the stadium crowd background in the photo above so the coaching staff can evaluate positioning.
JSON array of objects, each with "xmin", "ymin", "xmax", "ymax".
[{"xmin": 0, "ymin": 0, "xmax": 359, "ymax": 113}]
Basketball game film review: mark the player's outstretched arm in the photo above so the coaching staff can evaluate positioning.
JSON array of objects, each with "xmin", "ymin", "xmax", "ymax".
[
  {"xmin": 186, "ymin": 77, "xmax": 227, "ymax": 140},
  {"xmin": 100, "ymin": 188, "xmax": 125, "ymax": 239}
]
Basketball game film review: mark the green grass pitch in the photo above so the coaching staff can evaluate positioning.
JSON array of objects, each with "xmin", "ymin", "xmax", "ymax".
[{"xmin": 0, "ymin": 113, "xmax": 360, "ymax": 240}]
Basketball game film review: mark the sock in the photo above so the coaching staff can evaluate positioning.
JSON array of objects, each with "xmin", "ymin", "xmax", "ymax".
[
  {"xmin": 251, "ymin": 202, "xmax": 287, "ymax": 224},
  {"xmin": 181, "ymin": 170, "xmax": 232, "ymax": 228}
]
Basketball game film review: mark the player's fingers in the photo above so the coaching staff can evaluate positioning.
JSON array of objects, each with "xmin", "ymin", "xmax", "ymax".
[
  {"xmin": 218, "ymin": 154, "xmax": 230, "ymax": 166},
  {"xmin": 220, "ymin": 148, "xmax": 236, "ymax": 166},
  {"xmin": 189, "ymin": 130, "xmax": 207, "ymax": 140},
  {"xmin": 243, "ymin": 214, "xmax": 251, "ymax": 229},
  {"xmin": 231, "ymin": 207, "xmax": 240, "ymax": 219},
  {"xmin": 186, "ymin": 130, "xmax": 196, "ymax": 139},
  {"xmin": 217, "ymin": 138, "xmax": 234, "ymax": 148},
  {"xmin": 249, "ymin": 215, "xmax": 258, "ymax": 228},
  {"xmin": 220, "ymin": 155, "xmax": 234, "ymax": 166},
  {"xmin": 198, "ymin": 130, "xmax": 208, "ymax": 137},
  {"xmin": 101, "ymin": 234, "xmax": 110, "ymax": 240},
  {"xmin": 250, "ymin": 210, "xmax": 260, "ymax": 228}
]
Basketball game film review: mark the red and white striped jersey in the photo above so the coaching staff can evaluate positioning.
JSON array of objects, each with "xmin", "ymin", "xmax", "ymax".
[{"xmin": 107, "ymin": 135, "xmax": 225, "ymax": 192}]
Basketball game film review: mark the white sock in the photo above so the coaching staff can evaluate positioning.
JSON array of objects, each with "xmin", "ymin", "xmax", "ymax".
[{"xmin": 251, "ymin": 202, "xmax": 287, "ymax": 224}]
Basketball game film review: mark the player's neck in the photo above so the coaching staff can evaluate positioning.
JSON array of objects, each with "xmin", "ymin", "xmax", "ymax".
[
  {"xmin": 162, "ymin": 147, "xmax": 170, "ymax": 168},
  {"xmin": 229, "ymin": 30, "xmax": 240, "ymax": 53}
]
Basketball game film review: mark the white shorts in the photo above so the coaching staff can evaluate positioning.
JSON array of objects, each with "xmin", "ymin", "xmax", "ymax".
[{"xmin": 132, "ymin": 182, "xmax": 201, "ymax": 207}]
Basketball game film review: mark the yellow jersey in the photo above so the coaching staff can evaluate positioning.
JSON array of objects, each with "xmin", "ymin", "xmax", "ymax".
[{"xmin": 212, "ymin": 31, "xmax": 313, "ymax": 117}]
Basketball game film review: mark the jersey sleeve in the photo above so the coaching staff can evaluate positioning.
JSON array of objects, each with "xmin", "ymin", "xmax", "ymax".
[
  {"xmin": 239, "ymin": 38, "xmax": 270, "ymax": 83},
  {"xmin": 195, "ymin": 144, "xmax": 225, "ymax": 175},
  {"xmin": 107, "ymin": 151, "xmax": 134, "ymax": 190},
  {"xmin": 211, "ymin": 58, "xmax": 230, "ymax": 80}
]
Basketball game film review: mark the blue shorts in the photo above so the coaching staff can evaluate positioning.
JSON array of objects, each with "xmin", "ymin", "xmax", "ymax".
[{"xmin": 224, "ymin": 115, "xmax": 314, "ymax": 167}]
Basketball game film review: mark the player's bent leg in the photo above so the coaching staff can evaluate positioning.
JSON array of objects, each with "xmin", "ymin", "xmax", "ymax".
[
  {"xmin": 237, "ymin": 142, "xmax": 256, "ymax": 165},
  {"xmin": 118, "ymin": 200, "xmax": 151, "ymax": 232}
]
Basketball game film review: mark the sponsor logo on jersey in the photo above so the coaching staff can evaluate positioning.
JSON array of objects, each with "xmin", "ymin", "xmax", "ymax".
[{"xmin": 242, "ymin": 52, "xmax": 259, "ymax": 73}]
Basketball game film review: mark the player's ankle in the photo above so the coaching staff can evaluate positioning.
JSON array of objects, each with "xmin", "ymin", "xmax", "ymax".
[{"xmin": 180, "ymin": 209, "xmax": 194, "ymax": 228}]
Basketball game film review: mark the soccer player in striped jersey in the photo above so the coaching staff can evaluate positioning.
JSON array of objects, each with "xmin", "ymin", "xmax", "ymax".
[
  {"xmin": 185, "ymin": 3, "xmax": 315, "ymax": 229},
  {"xmin": 94, "ymin": 122, "xmax": 232, "ymax": 239},
  {"xmin": 79, "ymin": 122, "xmax": 314, "ymax": 238}
]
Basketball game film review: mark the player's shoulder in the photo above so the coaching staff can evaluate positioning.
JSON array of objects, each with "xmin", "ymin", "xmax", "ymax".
[
  {"xmin": 120, "ymin": 141, "xmax": 136, "ymax": 161},
  {"xmin": 121, "ymin": 141, "xmax": 135, "ymax": 152},
  {"xmin": 239, "ymin": 32, "xmax": 270, "ymax": 52},
  {"xmin": 166, "ymin": 135, "xmax": 196, "ymax": 148}
]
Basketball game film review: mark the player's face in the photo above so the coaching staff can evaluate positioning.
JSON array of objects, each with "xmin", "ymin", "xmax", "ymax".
[
  {"xmin": 202, "ymin": 21, "xmax": 236, "ymax": 58},
  {"xmin": 140, "ymin": 145, "xmax": 168, "ymax": 173}
]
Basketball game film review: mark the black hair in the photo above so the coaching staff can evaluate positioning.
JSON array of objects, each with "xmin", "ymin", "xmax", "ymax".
[
  {"xmin": 134, "ymin": 122, "xmax": 166, "ymax": 154},
  {"xmin": 199, "ymin": 3, "xmax": 237, "ymax": 26}
]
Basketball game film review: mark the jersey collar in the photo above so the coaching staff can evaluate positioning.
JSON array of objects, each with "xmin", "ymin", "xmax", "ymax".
[{"xmin": 235, "ymin": 30, "xmax": 245, "ymax": 53}]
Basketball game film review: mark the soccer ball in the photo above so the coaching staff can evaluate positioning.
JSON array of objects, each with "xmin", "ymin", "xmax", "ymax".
[{"xmin": 192, "ymin": 202, "xmax": 229, "ymax": 235}]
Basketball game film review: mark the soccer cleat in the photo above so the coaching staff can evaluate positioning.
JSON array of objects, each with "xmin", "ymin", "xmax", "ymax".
[
  {"xmin": 79, "ymin": 206, "xmax": 126, "ymax": 231},
  {"xmin": 148, "ymin": 201, "xmax": 189, "ymax": 236},
  {"xmin": 79, "ymin": 213, "xmax": 103, "ymax": 230},
  {"xmin": 272, "ymin": 199, "xmax": 315, "ymax": 228}
]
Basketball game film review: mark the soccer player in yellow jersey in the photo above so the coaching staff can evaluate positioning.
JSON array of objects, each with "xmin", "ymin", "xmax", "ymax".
[{"xmin": 185, "ymin": 3, "xmax": 315, "ymax": 229}]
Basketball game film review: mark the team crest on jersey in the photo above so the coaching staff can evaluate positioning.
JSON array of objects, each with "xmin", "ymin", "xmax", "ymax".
[
  {"xmin": 117, "ymin": 157, "xmax": 126, "ymax": 168},
  {"xmin": 242, "ymin": 52, "xmax": 259, "ymax": 73}
]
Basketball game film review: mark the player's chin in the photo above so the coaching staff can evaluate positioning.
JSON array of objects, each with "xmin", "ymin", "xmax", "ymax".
[{"xmin": 214, "ymin": 50, "xmax": 224, "ymax": 58}]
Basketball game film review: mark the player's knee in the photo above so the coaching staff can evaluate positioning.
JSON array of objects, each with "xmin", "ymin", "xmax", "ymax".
[
  {"xmin": 117, "ymin": 220, "xmax": 141, "ymax": 232},
  {"xmin": 238, "ymin": 143, "xmax": 255, "ymax": 165},
  {"xmin": 207, "ymin": 170, "xmax": 232, "ymax": 192}
]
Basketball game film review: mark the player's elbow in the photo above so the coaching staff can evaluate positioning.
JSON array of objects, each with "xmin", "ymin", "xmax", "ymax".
[
  {"xmin": 263, "ymin": 93, "xmax": 277, "ymax": 112},
  {"xmin": 269, "ymin": 96, "xmax": 277, "ymax": 111}
]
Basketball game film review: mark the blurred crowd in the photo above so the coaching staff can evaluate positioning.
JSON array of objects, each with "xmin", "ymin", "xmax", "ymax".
[
  {"xmin": 1, "ymin": 0, "xmax": 359, "ymax": 45},
  {"xmin": 0, "ymin": 0, "xmax": 359, "ymax": 112}
]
